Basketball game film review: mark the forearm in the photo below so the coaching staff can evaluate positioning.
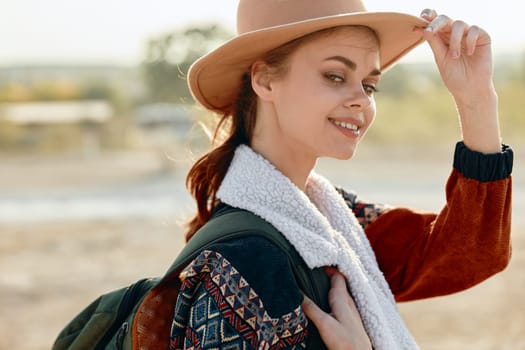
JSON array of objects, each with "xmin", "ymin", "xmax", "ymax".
[{"xmin": 455, "ymin": 85, "xmax": 501, "ymax": 154}]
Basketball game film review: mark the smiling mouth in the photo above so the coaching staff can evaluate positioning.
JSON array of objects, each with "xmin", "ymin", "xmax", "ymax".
[{"xmin": 329, "ymin": 118, "xmax": 359, "ymax": 131}]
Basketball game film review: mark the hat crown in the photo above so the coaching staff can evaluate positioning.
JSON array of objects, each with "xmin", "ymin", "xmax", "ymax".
[
  {"xmin": 237, "ymin": 0, "xmax": 367, "ymax": 34},
  {"xmin": 191, "ymin": 1, "xmax": 425, "ymax": 114}
]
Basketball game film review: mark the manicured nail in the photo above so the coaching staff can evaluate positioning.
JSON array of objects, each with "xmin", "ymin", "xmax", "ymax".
[{"xmin": 420, "ymin": 9, "xmax": 431, "ymax": 18}]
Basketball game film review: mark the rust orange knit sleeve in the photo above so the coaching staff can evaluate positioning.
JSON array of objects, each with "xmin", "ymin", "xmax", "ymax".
[{"xmin": 365, "ymin": 169, "xmax": 512, "ymax": 302}]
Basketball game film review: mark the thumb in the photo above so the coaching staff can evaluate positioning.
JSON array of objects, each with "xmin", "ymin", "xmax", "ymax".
[
  {"xmin": 301, "ymin": 295, "xmax": 334, "ymax": 331},
  {"xmin": 421, "ymin": 28, "xmax": 448, "ymax": 62}
]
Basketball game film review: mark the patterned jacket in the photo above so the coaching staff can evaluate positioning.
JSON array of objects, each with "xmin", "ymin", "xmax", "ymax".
[{"xmin": 169, "ymin": 142, "xmax": 513, "ymax": 349}]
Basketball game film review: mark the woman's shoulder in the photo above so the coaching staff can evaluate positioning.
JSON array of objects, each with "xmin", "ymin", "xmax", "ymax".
[
  {"xmin": 171, "ymin": 235, "xmax": 309, "ymax": 348},
  {"xmin": 202, "ymin": 235, "xmax": 304, "ymax": 316}
]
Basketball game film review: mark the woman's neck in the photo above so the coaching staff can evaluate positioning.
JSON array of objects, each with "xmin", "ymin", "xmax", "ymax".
[{"xmin": 250, "ymin": 138, "xmax": 316, "ymax": 192}]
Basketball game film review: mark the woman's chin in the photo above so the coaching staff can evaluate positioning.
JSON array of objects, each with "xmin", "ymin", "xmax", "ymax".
[{"xmin": 329, "ymin": 147, "xmax": 357, "ymax": 160}]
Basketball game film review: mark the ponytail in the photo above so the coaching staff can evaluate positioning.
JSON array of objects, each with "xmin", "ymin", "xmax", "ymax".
[{"xmin": 185, "ymin": 73, "xmax": 256, "ymax": 241}]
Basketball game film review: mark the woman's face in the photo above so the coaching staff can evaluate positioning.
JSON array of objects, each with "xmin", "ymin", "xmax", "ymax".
[{"xmin": 259, "ymin": 27, "xmax": 380, "ymax": 161}]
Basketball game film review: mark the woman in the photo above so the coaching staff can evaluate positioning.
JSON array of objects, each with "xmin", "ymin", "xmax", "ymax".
[{"xmin": 170, "ymin": 1, "xmax": 513, "ymax": 349}]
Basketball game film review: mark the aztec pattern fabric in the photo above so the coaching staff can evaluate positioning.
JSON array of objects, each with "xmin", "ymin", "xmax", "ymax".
[
  {"xmin": 169, "ymin": 250, "xmax": 308, "ymax": 350},
  {"xmin": 335, "ymin": 187, "xmax": 390, "ymax": 230}
]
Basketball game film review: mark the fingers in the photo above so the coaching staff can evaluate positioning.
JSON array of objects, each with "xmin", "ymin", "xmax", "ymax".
[
  {"xmin": 301, "ymin": 295, "xmax": 336, "ymax": 333},
  {"xmin": 323, "ymin": 268, "xmax": 351, "ymax": 302},
  {"xmin": 303, "ymin": 271, "xmax": 372, "ymax": 350},
  {"xmin": 465, "ymin": 25, "xmax": 481, "ymax": 55},
  {"xmin": 326, "ymin": 270, "xmax": 351, "ymax": 310},
  {"xmin": 323, "ymin": 266, "xmax": 338, "ymax": 277},
  {"xmin": 418, "ymin": 9, "xmax": 490, "ymax": 59},
  {"xmin": 303, "ymin": 295, "xmax": 363, "ymax": 350},
  {"xmin": 424, "ymin": 14, "xmax": 454, "ymax": 34},
  {"xmin": 326, "ymin": 271, "xmax": 360, "ymax": 326},
  {"xmin": 417, "ymin": 12, "xmax": 450, "ymax": 60},
  {"xmin": 315, "ymin": 268, "xmax": 355, "ymax": 324},
  {"xmin": 449, "ymin": 20, "xmax": 469, "ymax": 58},
  {"xmin": 420, "ymin": 8, "xmax": 437, "ymax": 21},
  {"xmin": 330, "ymin": 270, "xmax": 348, "ymax": 292}
]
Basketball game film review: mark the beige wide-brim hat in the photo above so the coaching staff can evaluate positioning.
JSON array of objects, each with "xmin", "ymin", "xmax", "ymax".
[{"xmin": 188, "ymin": 0, "xmax": 428, "ymax": 115}]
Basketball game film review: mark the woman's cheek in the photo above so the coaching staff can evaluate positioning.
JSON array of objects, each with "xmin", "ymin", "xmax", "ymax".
[{"xmin": 361, "ymin": 105, "xmax": 376, "ymax": 136}]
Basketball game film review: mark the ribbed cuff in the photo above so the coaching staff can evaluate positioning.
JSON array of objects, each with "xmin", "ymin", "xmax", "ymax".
[{"xmin": 453, "ymin": 141, "xmax": 513, "ymax": 182}]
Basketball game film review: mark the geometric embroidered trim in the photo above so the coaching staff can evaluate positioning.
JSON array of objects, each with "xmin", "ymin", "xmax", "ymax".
[
  {"xmin": 336, "ymin": 187, "xmax": 390, "ymax": 230},
  {"xmin": 170, "ymin": 250, "xmax": 308, "ymax": 350}
]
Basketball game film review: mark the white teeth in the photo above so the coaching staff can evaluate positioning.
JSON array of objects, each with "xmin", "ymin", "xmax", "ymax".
[{"xmin": 331, "ymin": 119, "xmax": 358, "ymax": 131}]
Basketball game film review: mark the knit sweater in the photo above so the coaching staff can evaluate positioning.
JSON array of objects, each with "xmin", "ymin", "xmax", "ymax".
[{"xmin": 169, "ymin": 141, "xmax": 512, "ymax": 350}]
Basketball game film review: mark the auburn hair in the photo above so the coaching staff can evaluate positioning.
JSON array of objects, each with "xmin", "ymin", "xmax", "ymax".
[
  {"xmin": 184, "ymin": 72, "xmax": 256, "ymax": 241},
  {"xmin": 184, "ymin": 26, "xmax": 377, "ymax": 241}
]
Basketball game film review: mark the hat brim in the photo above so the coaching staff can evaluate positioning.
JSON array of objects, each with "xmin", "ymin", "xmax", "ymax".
[{"xmin": 189, "ymin": 12, "xmax": 428, "ymax": 114}]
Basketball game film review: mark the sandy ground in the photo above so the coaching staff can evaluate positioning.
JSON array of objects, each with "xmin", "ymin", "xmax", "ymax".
[{"xmin": 0, "ymin": 149, "xmax": 523, "ymax": 350}]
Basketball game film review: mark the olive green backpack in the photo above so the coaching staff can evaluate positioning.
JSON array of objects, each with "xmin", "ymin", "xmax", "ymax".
[{"xmin": 52, "ymin": 207, "xmax": 330, "ymax": 350}]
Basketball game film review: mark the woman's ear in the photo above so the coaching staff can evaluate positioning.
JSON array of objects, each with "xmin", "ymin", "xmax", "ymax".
[{"xmin": 251, "ymin": 61, "xmax": 274, "ymax": 102}]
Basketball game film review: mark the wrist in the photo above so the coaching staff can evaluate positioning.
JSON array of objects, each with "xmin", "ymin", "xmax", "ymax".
[
  {"xmin": 454, "ymin": 85, "xmax": 498, "ymax": 113},
  {"xmin": 455, "ymin": 88, "xmax": 501, "ymax": 154}
]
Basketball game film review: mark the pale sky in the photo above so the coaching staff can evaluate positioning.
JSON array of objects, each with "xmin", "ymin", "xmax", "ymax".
[{"xmin": 0, "ymin": 0, "xmax": 522, "ymax": 66}]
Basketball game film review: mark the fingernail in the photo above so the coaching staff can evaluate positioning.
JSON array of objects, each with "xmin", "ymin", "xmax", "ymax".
[
  {"xmin": 424, "ymin": 26, "xmax": 433, "ymax": 32},
  {"xmin": 451, "ymin": 50, "xmax": 460, "ymax": 59}
]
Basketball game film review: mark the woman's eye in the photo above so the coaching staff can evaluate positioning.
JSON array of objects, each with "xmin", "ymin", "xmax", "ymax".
[
  {"xmin": 363, "ymin": 84, "xmax": 378, "ymax": 95},
  {"xmin": 325, "ymin": 73, "xmax": 344, "ymax": 83}
]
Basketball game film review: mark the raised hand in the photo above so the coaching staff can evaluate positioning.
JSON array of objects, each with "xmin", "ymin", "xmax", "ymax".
[
  {"xmin": 419, "ymin": 9, "xmax": 494, "ymax": 96},
  {"xmin": 417, "ymin": 9, "xmax": 501, "ymax": 154}
]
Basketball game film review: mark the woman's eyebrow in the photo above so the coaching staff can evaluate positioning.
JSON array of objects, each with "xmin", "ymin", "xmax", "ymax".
[{"xmin": 324, "ymin": 55, "xmax": 381, "ymax": 76}]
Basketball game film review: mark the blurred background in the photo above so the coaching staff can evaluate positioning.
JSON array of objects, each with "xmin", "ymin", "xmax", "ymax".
[{"xmin": 0, "ymin": 1, "xmax": 523, "ymax": 349}]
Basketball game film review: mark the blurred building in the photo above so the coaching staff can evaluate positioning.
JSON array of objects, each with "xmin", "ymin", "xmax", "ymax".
[
  {"xmin": 0, "ymin": 65, "xmax": 144, "ymax": 98},
  {"xmin": 134, "ymin": 103, "xmax": 193, "ymax": 138},
  {"xmin": 0, "ymin": 100, "xmax": 113, "ymax": 124},
  {"xmin": 0, "ymin": 100, "xmax": 114, "ymax": 155}
]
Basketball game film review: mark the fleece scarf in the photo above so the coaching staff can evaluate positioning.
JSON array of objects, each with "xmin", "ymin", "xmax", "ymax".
[{"xmin": 216, "ymin": 145, "xmax": 419, "ymax": 350}]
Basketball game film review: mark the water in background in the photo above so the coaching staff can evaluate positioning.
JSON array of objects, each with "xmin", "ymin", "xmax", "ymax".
[
  {"xmin": 0, "ymin": 174, "xmax": 192, "ymax": 222},
  {"xmin": 0, "ymin": 151, "xmax": 522, "ymax": 226}
]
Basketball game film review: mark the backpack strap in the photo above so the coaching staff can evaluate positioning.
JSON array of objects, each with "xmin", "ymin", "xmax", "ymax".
[{"xmin": 160, "ymin": 209, "xmax": 329, "ymax": 305}]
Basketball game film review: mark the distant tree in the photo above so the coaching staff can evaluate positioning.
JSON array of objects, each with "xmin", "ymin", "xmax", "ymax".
[
  {"xmin": 33, "ymin": 80, "xmax": 81, "ymax": 101},
  {"xmin": 518, "ymin": 50, "xmax": 525, "ymax": 84},
  {"xmin": 0, "ymin": 80, "xmax": 117, "ymax": 102},
  {"xmin": 80, "ymin": 81, "xmax": 115, "ymax": 100},
  {"xmin": 0, "ymin": 83, "xmax": 33, "ymax": 102},
  {"xmin": 142, "ymin": 23, "xmax": 233, "ymax": 103}
]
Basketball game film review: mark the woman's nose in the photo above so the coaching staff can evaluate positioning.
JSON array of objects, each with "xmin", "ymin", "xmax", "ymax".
[{"xmin": 342, "ymin": 86, "xmax": 371, "ymax": 109}]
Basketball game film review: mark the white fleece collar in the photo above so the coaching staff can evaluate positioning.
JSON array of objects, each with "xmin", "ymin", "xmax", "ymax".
[{"xmin": 217, "ymin": 145, "xmax": 419, "ymax": 350}]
